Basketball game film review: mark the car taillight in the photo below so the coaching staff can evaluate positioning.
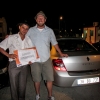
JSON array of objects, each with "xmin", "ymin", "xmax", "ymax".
[{"xmin": 52, "ymin": 59, "xmax": 67, "ymax": 71}]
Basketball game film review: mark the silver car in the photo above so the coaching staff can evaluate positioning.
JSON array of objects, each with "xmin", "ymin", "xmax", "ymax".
[{"xmin": 50, "ymin": 38, "xmax": 100, "ymax": 87}]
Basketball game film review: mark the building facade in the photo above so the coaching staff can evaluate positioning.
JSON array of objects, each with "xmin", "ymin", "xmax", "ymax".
[
  {"xmin": 83, "ymin": 22, "xmax": 100, "ymax": 43},
  {"xmin": 0, "ymin": 17, "xmax": 7, "ymax": 40}
]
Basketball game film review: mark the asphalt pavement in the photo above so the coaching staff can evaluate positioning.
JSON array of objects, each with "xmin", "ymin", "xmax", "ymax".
[{"xmin": 0, "ymin": 69, "xmax": 72, "ymax": 100}]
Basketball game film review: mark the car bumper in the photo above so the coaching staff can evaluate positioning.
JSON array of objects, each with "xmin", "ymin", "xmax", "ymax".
[{"xmin": 53, "ymin": 70, "xmax": 100, "ymax": 87}]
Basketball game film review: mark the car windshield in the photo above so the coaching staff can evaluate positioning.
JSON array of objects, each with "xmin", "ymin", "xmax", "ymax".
[{"xmin": 57, "ymin": 39, "xmax": 96, "ymax": 52}]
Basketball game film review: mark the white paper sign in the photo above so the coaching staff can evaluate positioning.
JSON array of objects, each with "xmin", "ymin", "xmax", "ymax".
[{"xmin": 14, "ymin": 47, "xmax": 40, "ymax": 67}]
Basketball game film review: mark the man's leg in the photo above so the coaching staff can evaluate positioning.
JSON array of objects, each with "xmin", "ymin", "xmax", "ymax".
[
  {"xmin": 47, "ymin": 81, "xmax": 53, "ymax": 97},
  {"xmin": 19, "ymin": 65, "xmax": 29, "ymax": 100},
  {"xmin": 30, "ymin": 62, "xmax": 42, "ymax": 99},
  {"xmin": 34, "ymin": 82, "xmax": 40, "ymax": 95},
  {"xmin": 8, "ymin": 61, "xmax": 20, "ymax": 100},
  {"xmin": 31, "ymin": 62, "xmax": 41, "ymax": 95},
  {"xmin": 42, "ymin": 58, "xmax": 54, "ymax": 99}
]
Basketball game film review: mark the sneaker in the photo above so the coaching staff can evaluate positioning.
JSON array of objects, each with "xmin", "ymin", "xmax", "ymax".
[
  {"xmin": 36, "ymin": 94, "xmax": 40, "ymax": 100},
  {"xmin": 48, "ymin": 96, "xmax": 55, "ymax": 100}
]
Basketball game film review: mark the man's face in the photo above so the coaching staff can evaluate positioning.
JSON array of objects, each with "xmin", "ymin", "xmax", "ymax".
[
  {"xmin": 36, "ymin": 15, "xmax": 46, "ymax": 27},
  {"xmin": 19, "ymin": 24, "xmax": 29, "ymax": 35}
]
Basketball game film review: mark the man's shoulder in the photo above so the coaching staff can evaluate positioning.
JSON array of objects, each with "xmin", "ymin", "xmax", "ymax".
[
  {"xmin": 29, "ymin": 26, "xmax": 36, "ymax": 30},
  {"xmin": 5, "ymin": 34, "xmax": 18, "ymax": 41},
  {"xmin": 45, "ymin": 25, "xmax": 53, "ymax": 31},
  {"xmin": 8, "ymin": 34, "xmax": 18, "ymax": 38}
]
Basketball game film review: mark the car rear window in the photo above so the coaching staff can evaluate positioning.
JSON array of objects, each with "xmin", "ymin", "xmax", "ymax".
[{"xmin": 57, "ymin": 39, "xmax": 96, "ymax": 52}]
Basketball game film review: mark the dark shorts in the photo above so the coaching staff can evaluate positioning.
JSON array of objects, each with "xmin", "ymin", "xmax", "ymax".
[{"xmin": 30, "ymin": 58, "xmax": 54, "ymax": 82}]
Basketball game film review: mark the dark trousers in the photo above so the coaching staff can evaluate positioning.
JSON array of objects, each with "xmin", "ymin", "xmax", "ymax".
[{"xmin": 8, "ymin": 61, "xmax": 29, "ymax": 100}]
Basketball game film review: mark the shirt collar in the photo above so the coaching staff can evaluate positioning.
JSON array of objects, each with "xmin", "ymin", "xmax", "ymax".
[
  {"xmin": 35, "ymin": 24, "xmax": 47, "ymax": 30},
  {"xmin": 15, "ymin": 32, "xmax": 26, "ymax": 40}
]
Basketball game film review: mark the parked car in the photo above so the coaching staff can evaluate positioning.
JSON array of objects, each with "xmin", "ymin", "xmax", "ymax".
[
  {"xmin": 92, "ymin": 41, "xmax": 100, "ymax": 51},
  {"xmin": 50, "ymin": 37, "xmax": 100, "ymax": 87},
  {"xmin": 0, "ymin": 50, "xmax": 9, "ymax": 89}
]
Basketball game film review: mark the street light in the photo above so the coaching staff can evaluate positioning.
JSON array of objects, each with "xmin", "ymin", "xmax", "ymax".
[{"xmin": 59, "ymin": 16, "xmax": 63, "ymax": 35}]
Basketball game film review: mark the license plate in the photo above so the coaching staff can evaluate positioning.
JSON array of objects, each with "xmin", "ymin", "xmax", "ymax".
[{"xmin": 77, "ymin": 77, "xmax": 99, "ymax": 85}]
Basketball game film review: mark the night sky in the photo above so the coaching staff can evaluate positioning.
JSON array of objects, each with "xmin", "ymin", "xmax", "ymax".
[{"xmin": 0, "ymin": 1, "xmax": 100, "ymax": 33}]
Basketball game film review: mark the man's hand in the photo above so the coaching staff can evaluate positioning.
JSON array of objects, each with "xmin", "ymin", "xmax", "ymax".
[
  {"xmin": 28, "ymin": 61, "xmax": 32, "ymax": 65},
  {"xmin": 54, "ymin": 44, "xmax": 68, "ymax": 57},
  {"xmin": 60, "ymin": 53, "xmax": 68, "ymax": 57},
  {"xmin": 5, "ymin": 35, "xmax": 9, "ymax": 39},
  {"xmin": 8, "ymin": 54, "xmax": 17, "ymax": 59}
]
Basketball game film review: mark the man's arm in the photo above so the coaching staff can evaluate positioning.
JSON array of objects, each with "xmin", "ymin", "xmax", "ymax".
[
  {"xmin": 0, "ymin": 47, "xmax": 17, "ymax": 59},
  {"xmin": 54, "ymin": 44, "xmax": 68, "ymax": 57}
]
